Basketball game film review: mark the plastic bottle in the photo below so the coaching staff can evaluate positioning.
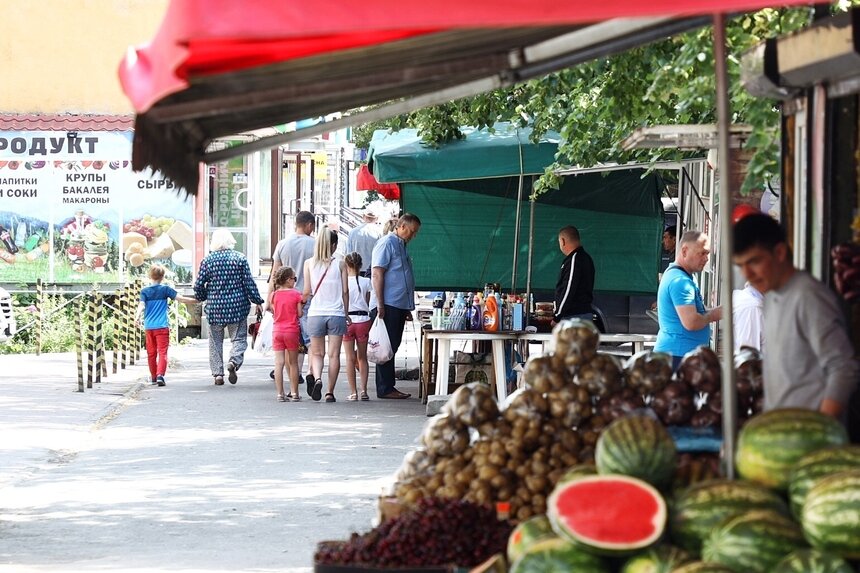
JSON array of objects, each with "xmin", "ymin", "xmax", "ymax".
[
  {"xmin": 471, "ymin": 295, "xmax": 482, "ymax": 330},
  {"xmin": 483, "ymin": 293, "xmax": 499, "ymax": 332}
]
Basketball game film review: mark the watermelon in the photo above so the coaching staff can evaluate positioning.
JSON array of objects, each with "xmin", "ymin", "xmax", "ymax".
[
  {"xmin": 596, "ymin": 414, "xmax": 677, "ymax": 488},
  {"xmin": 771, "ymin": 548, "xmax": 854, "ymax": 573},
  {"xmin": 547, "ymin": 474, "xmax": 666, "ymax": 556},
  {"xmin": 801, "ymin": 469, "xmax": 860, "ymax": 559},
  {"xmin": 510, "ymin": 537, "xmax": 609, "ymax": 573},
  {"xmin": 735, "ymin": 408, "xmax": 848, "ymax": 490},
  {"xmin": 508, "ymin": 515, "xmax": 557, "ymax": 564},
  {"xmin": 620, "ymin": 544, "xmax": 692, "ymax": 573},
  {"xmin": 669, "ymin": 478, "xmax": 790, "ymax": 552},
  {"xmin": 671, "ymin": 563, "xmax": 736, "ymax": 573},
  {"xmin": 701, "ymin": 509, "xmax": 807, "ymax": 573},
  {"xmin": 559, "ymin": 463, "xmax": 598, "ymax": 483},
  {"xmin": 788, "ymin": 445, "xmax": 860, "ymax": 516}
]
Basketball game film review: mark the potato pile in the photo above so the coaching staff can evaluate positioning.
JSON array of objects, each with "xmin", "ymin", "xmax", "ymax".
[{"xmin": 393, "ymin": 320, "xmax": 757, "ymax": 521}]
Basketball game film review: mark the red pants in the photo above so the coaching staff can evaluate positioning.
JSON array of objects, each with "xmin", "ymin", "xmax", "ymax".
[{"xmin": 145, "ymin": 328, "xmax": 170, "ymax": 380}]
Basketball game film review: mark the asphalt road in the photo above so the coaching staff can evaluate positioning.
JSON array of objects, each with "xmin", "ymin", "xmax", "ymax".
[{"xmin": 0, "ymin": 339, "xmax": 428, "ymax": 572}]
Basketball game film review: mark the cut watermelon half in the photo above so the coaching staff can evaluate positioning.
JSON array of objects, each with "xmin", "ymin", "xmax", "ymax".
[{"xmin": 547, "ymin": 474, "xmax": 667, "ymax": 555}]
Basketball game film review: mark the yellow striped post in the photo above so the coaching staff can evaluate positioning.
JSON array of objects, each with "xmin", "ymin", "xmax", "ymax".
[
  {"xmin": 86, "ymin": 290, "xmax": 97, "ymax": 389},
  {"xmin": 36, "ymin": 278, "xmax": 43, "ymax": 356},
  {"xmin": 96, "ymin": 292, "xmax": 107, "ymax": 380},
  {"xmin": 75, "ymin": 296, "xmax": 84, "ymax": 392},
  {"xmin": 112, "ymin": 288, "xmax": 121, "ymax": 374},
  {"xmin": 126, "ymin": 285, "xmax": 135, "ymax": 366}
]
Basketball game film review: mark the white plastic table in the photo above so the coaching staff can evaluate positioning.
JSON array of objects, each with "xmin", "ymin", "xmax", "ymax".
[{"xmin": 423, "ymin": 331, "xmax": 519, "ymax": 402}]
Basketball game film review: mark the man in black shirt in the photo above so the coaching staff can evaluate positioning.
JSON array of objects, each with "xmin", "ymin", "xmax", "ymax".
[{"xmin": 553, "ymin": 226, "xmax": 596, "ymax": 324}]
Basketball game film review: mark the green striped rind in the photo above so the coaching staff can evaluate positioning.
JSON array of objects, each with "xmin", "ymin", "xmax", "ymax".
[
  {"xmin": 559, "ymin": 463, "xmax": 598, "ymax": 483},
  {"xmin": 788, "ymin": 445, "xmax": 860, "ymax": 516},
  {"xmin": 510, "ymin": 537, "xmax": 610, "ymax": 573},
  {"xmin": 508, "ymin": 515, "xmax": 557, "ymax": 564},
  {"xmin": 702, "ymin": 509, "xmax": 807, "ymax": 573},
  {"xmin": 621, "ymin": 544, "xmax": 692, "ymax": 573},
  {"xmin": 596, "ymin": 415, "xmax": 677, "ymax": 488},
  {"xmin": 801, "ymin": 469, "xmax": 860, "ymax": 559},
  {"xmin": 671, "ymin": 563, "xmax": 736, "ymax": 573},
  {"xmin": 771, "ymin": 548, "xmax": 854, "ymax": 573},
  {"xmin": 669, "ymin": 478, "xmax": 790, "ymax": 552},
  {"xmin": 735, "ymin": 408, "xmax": 848, "ymax": 490}
]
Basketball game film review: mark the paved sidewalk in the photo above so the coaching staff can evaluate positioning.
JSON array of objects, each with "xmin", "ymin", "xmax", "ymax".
[
  {"xmin": 0, "ymin": 325, "xmax": 428, "ymax": 572},
  {"xmin": 0, "ymin": 350, "xmax": 150, "ymax": 491}
]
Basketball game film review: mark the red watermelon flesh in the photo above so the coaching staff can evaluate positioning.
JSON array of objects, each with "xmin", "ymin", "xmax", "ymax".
[{"xmin": 548, "ymin": 475, "xmax": 666, "ymax": 554}]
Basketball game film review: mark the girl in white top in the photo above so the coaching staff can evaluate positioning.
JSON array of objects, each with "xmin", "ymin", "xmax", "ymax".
[
  {"xmin": 343, "ymin": 252, "xmax": 372, "ymax": 400},
  {"xmin": 303, "ymin": 230, "xmax": 350, "ymax": 402}
]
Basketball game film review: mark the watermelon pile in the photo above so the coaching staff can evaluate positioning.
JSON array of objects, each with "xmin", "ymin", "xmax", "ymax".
[{"xmin": 508, "ymin": 407, "xmax": 860, "ymax": 573}]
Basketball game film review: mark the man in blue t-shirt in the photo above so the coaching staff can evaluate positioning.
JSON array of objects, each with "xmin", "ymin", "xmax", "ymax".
[
  {"xmin": 138, "ymin": 264, "xmax": 196, "ymax": 386},
  {"xmin": 654, "ymin": 230, "xmax": 722, "ymax": 369},
  {"xmin": 370, "ymin": 213, "xmax": 420, "ymax": 399}
]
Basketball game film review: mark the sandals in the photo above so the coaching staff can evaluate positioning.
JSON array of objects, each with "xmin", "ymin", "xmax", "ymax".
[
  {"xmin": 277, "ymin": 394, "xmax": 287, "ymax": 402},
  {"xmin": 288, "ymin": 394, "xmax": 302, "ymax": 402},
  {"xmin": 347, "ymin": 393, "xmax": 358, "ymax": 401},
  {"xmin": 311, "ymin": 379, "xmax": 323, "ymax": 401},
  {"xmin": 359, "ymin": 391, "xmax": 370, "ymax": 401},
  {"xmin": 325, "ymin": 392, "xmax": 336, "ymax": 403}
]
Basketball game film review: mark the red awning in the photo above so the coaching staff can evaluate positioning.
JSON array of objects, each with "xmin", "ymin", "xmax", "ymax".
[
  {"xmin": 356, "ymin": 164, "xmax": 401, "ymax": 200},
  {"xmin": 118, "ymin": 0, "xmax": 811, "ymax": 194},
  {"xmin": 120, "ymin": 0, "xmax": 811, "ymax": 114}
]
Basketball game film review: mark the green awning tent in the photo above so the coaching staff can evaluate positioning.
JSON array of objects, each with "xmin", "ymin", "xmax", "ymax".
[{"xmin": 367, "ymin": 124, "xmax": 665, "ymax": 295}]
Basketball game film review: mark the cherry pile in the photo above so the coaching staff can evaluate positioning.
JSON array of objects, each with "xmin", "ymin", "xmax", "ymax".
[{"xmin": 314, "ymin": 497, "xmax": 511, "ymax": 568}]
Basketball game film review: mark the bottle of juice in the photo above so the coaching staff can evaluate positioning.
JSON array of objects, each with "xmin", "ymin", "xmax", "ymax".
[{"xmin": 483, "ymin": 293, "xmax": 499, "ymax": 332}]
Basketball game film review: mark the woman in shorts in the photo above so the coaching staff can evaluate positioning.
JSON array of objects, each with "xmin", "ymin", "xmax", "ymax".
[{"xmin": 303, "ymin": 230, "xmax": 350, "ymax": 402}]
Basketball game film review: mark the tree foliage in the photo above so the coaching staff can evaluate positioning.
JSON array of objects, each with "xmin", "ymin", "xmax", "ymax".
[{"xmin": 350, "ymin": 6, "xmax": 852, "ymax": 195}]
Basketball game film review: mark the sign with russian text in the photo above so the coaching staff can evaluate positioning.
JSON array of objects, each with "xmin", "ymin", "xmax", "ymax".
[{"xmin": 0, "ymin": 131, "xmax": 194, "ymax": 284}]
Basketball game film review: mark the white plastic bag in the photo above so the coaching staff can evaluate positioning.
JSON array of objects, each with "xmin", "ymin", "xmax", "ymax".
[
  {"xmin": 254, "ymin": 311, "xmax": 274, "ymax": 355},
  {"xmin": 367, "ymin": 316, "xmax": 393, "ymax": 364}
]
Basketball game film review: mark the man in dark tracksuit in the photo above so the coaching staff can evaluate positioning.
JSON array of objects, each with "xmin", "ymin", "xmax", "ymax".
[{"xmin": 553, "ymin": 226, "xmax": 596, "ymax": 325}]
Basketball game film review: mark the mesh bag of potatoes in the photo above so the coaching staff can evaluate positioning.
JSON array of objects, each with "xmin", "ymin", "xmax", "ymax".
[
  {"xmin": 522, "ymin": 353, "xmax": 570, "ymax": 394},
  {"xmin": 440, "ymin": 381, "xmax": 500, "ymax": 430},
  {"xmin": 625, "ymin": 350, "xmax": 673, "ymax": 395},
  {"xmin": 549, "ymin": 318, "xmax": 600, "ymax": 372}
]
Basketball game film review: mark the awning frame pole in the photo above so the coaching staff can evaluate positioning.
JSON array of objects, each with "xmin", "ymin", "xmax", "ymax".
[
  {"xmin": 511, "ymin": 136, "xmax": 525, "ymax": 292},
  {"xmin": 713, "ymin": 12, "xmax": 737, "ymax": 479},
  {"xmin": 525, "ymin": 191, "xmax": 536, "ymax": 316}
]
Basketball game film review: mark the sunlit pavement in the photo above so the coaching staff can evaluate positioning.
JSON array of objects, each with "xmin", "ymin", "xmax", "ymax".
[{"xmin": 0, "ymin": 323, "xmax": 427, "ymax": 572}]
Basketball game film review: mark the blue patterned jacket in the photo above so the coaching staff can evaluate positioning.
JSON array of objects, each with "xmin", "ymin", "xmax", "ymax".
[{"xmin": 193, "ymin": 249, "xmax": 264, "ymax": 325}]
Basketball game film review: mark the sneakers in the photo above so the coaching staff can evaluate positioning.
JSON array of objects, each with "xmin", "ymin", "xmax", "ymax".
[
  {"xmin": 150, "ymin": 378, "xmax": 158, "ymax": 386},
  {"xmin": 227, "ymin": 362, "xmax": 238, "ymax": 384},
  {"xmin": 156, "ymin": 375, "xmax": 166, "ymax": 387},
  {"xmin": 214, "ymin": 375, "xmax": 225, "ymax": 386}
]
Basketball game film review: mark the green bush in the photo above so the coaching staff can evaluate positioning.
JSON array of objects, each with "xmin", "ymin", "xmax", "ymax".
[{"xmin": 1, "ymin": 289, "xmax": 187, "ymax": 355}]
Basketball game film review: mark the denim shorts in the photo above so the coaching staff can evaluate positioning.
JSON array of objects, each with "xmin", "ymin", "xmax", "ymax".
[{"xmin": 306, "ymin": 315, "xmax": 347, "ymax": 337}]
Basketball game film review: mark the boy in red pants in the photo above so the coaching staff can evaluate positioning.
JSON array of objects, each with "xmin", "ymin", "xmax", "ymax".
[{"xmin": 137, "ymin": 265, "xmax": 196, "ymax": 386}]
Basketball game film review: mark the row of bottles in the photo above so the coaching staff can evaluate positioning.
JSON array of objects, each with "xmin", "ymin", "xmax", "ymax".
[{"xmin": 431, "ymin": 286, "xmax": 529, "ymax": 331}]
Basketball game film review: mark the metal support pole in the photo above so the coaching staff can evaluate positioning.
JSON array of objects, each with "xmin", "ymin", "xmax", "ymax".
[
  {"xmin": 714, "ymin": 13, "xmax": 738, "ymax": 479},
  {"xmin": 525, "ymin": 197, "xmax": 536, "ymax": 316}
]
